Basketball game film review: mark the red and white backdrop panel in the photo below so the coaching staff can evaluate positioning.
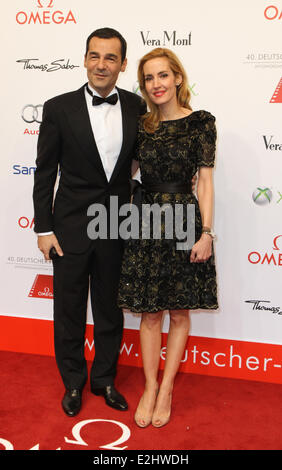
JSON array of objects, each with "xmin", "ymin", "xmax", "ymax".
[{"xmin": 0, "ymin": 0, "xmax": 281, "ymax": 384}]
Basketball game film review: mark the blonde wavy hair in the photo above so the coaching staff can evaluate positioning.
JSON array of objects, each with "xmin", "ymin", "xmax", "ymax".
[{"xmin": 137, "ymin": 48, "xmax": 192, "ymax": 133}]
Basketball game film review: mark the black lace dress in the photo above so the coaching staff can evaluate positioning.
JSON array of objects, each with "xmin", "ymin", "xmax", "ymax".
[{"xmin": 118, "ymin": 110, "xmax": 218, "ymax": 313}]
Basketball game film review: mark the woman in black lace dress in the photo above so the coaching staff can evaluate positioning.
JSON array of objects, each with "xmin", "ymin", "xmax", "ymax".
[{"xmin": 118, "ymin": 48, "xmax": 218, "ymax": 428}]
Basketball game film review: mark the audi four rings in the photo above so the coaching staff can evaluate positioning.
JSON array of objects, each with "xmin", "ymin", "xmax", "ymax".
[{"xmin": 22, "ymin": 104, "xmax": 43, "ymax": 123}]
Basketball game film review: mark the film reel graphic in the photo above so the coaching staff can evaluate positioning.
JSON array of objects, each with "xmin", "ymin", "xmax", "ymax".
[{"xmin": 270, "ymin": 77, "xmax": 282, "ymax": 103}]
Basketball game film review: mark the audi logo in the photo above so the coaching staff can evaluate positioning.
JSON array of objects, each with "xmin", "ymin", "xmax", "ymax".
[{"xmin": 22, "ymin": 104, "xmax": 43, "ymax": 123}]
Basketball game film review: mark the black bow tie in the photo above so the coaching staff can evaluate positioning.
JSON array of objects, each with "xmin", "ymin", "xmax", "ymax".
[{"xmin": 86, "ymin": 85, "xmax": 118, "ymax": 106}]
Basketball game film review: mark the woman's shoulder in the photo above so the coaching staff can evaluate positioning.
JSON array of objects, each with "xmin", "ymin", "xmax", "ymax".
[{"xmin": 188, "ymin": 110, "xmax": 215, "ymax": 123}]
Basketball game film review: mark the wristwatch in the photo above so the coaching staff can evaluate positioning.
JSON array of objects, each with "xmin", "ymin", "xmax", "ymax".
[{"xmin": 202, "ymin": 226, "xmax": 216, "ymax": 240}]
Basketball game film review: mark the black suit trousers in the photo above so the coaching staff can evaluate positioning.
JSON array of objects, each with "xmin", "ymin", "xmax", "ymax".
[{"xmin": 52, "ymin": 237, "xmax": 124, "ymax": 390}]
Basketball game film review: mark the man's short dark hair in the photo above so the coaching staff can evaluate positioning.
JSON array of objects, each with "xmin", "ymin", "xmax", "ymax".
[{"xmin": 85, "ymin": 27, "xmax": 127, "ymax": 63}]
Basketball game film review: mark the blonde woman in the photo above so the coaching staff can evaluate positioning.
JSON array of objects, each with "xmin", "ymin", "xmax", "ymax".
[{"xmin": 118, "ymin": 48, "xmax": 218, "ymax": 428}]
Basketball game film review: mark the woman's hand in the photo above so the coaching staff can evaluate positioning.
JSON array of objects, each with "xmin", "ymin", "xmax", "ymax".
[{"xmin": 190, "ymin": 233, "xmax": 212, "ymax": 263}]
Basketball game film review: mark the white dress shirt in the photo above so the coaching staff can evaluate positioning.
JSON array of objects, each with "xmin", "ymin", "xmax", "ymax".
[
  {"xmin": 85, "ymin": 83, "xmax": 123, "ymax": 181},
  {"xmin": 37, "ymin": 83, "xmax": 123, "ymax": 236}
]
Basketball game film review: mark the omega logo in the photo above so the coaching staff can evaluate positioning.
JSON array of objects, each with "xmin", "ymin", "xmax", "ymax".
[
  {"xmin": 0, "ymin": 419, "xmax": 130, "ymax": 450},
  {"xmin": 16, "ymin": 0, "xmax": 77, "ymax": 25},
  {"xmin": 248, "ymin": 235, "xmax": 282, "ymax": 266},
  {"xmin": 37, "ymin": 0, "xmax": 54, "ymax": 7},
  {"xmin": 264, "ymin": 5, "xmax": 282, "ymax": 20},
  {"xmin": 18, "ymin": 217, "xmax": 34, "ymax": 229}
]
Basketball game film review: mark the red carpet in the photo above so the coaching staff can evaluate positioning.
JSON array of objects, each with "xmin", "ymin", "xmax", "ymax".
[{"xmin": 1, "ymin": 350, "xmax": 282, "ymax": 451}]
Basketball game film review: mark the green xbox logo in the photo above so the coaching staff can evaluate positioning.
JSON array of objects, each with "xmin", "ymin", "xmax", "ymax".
[
  {"xmin": 252, "ymin": 187, "xmax": 272, "ymax": 205},
  {"xmin": 132, "ymin": 81, "xmax": 142, "ymax": 96}
]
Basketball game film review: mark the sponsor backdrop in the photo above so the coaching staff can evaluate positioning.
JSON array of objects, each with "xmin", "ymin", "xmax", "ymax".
[{"xmin": 0, "ymin": 0, "xmax": 282, "ymax": 384}]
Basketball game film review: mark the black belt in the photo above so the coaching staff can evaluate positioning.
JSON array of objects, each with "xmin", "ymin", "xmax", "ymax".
[
  {"xmin": 130, "ymin": 179, "xmax": 192, "ymax": 209},
  {"xmin": 142, "ymin": 181, "xmax": 191, "ymax": 194}
]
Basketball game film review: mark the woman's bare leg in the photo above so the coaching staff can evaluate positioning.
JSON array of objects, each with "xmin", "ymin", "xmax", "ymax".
[
  {"xmin": 134, "ymin": 311, "xmax": 163, "ymax": 427},
  {"xmin": 152, "ymin": 309, "xmax": 190, "ymax": 427}
]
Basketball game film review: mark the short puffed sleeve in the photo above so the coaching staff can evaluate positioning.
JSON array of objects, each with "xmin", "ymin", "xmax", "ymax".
[{"xmin": 196, "ymin": 112, "xmax": 217, "ymax": 168}]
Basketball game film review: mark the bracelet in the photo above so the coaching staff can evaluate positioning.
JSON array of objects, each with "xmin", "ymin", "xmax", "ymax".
[
  {"xmin": 202, "ymin": 230, "xmax": 213, "ymax": 237},
  {"xmin": 202, "ymin": 227, "xmax": 216, "ymax": 239}
]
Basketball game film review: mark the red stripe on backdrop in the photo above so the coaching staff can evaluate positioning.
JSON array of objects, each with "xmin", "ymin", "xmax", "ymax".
[{"xmin": 1, "ymin": 315, "xmax": 282, "ymax": 384}]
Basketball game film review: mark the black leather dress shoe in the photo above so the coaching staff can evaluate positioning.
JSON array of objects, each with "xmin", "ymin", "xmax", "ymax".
[
  {"xmin": 62, "ymin": 389, "xmax": 82, "ymax": 417},
  {"xmin": 91, "ymin": 385, "xmax": 128, "ymax": 411}
]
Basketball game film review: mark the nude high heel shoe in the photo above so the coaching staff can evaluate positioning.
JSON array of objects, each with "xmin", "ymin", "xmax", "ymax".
[
  {"xmin": 134, "ymin": 386, "xmax": 159, "ymax": 428},
  {"xmin": 151, "ymin": 391, "xmax": 172, "ymax": 428}
]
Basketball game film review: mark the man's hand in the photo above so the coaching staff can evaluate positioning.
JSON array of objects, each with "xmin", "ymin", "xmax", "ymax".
[{"xmin": 38, "ymin": 234, "xmax": 63, "ymax": 261}]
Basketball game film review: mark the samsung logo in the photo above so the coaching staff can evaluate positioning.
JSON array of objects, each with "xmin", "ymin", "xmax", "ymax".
[{"xmin": 13, "ymin": 164, "xmax": 36, "ymax": 175}]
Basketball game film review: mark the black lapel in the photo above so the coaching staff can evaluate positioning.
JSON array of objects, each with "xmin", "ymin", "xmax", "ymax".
[
  {"xmin": 64, "ymin": 84, "xmax": 108, "ymax": 181},
  {"xmin": 109, "ymin": 87, "xmax": 137, "ymax": 184}
]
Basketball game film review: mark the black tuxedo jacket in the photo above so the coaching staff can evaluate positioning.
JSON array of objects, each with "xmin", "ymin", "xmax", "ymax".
[{"xmin": 33, "ymin": 84, "xmax": 146, "ymax": 253}]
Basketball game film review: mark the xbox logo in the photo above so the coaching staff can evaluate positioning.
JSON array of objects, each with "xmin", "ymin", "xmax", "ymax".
[
  {"xmin": 132, "ymin": 81, "xmax": 142, "ymax": 97},
  {"xmin": 252, "ymin": 187, "xmax": 272, "ymax": 205}
]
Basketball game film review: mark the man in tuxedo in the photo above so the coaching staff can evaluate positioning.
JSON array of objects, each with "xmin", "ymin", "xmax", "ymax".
[{"xmin": 33, "ymin": 27, "xmax": 146, "ymax": 416}]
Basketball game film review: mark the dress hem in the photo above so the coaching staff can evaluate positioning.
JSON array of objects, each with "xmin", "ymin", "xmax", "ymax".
[{"xmin": 119, "ymin": 303, "xmax": 219, "ymax": 314}]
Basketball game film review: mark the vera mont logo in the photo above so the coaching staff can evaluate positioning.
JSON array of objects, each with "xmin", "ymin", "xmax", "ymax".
[{"xmin": 16, "ymin": 0, "xmax": 77, "ymax": 25}]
